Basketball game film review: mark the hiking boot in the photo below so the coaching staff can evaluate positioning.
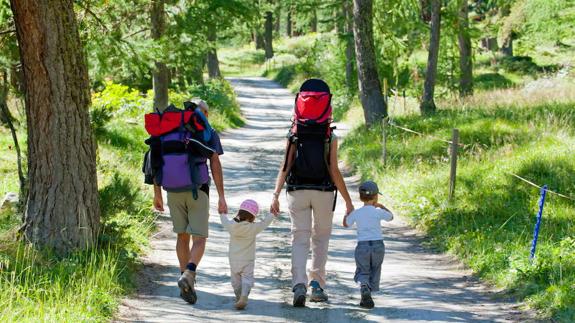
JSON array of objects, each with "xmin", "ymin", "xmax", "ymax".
[
  {"xmin": 235, "ymin": 295, "xmax": 248, "ymax": 310},
  {"xmin": 359, "ymin": 284, "xmax": 374, "ymax": 309},
  {"xmin": 234, "ymin": 288, "xmax": 241, "ymax": 302},
  {"xmin": 309, "ymin": 280, "xmax": 328, "ymax": 302},
  {"xmin": 292, "ymin": 283, "xmax": 307, "ymax": 307},
  {"xmin": 178, "ymin": 270, "xmax": 197, "ymax": 304}
]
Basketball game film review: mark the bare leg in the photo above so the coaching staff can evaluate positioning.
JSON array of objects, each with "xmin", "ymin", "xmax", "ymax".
[
  {"xmin": 176, "ymin": 233, "xmax": 191, "ymax": 272},
  {"xmin": 189, "ymin": 236, "xmax": 207, "ymax": 266}
]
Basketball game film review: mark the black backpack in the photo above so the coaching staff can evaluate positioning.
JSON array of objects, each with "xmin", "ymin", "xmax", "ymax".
[{"xmin": 285, "ymin": 79, "xmax": 335, "ymax": 193}]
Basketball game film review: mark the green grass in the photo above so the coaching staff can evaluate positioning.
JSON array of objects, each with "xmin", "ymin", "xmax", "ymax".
[
  {"xmin": 0, "ymin": 126, "xmax": 25, "ymax": 198},
  {"xmin": 340, "ymin": 93, "xmax": 575, "ymax": 320},
  {"xmin": 0, "ymin": 78, "xmax": 243, "ymax": 321}
]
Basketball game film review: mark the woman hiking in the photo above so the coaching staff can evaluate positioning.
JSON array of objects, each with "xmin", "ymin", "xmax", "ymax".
[{"xmin": 269, "ymin": 79, "xmax": 354, "ymax": 307}]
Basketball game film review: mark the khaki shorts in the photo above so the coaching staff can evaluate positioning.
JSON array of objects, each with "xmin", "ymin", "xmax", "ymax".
[{"xmin": 166, "ymin": 190, "xmax": 209, "ymax": 237}]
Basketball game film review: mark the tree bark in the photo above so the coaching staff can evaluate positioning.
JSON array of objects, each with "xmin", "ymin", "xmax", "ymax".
[
  {"xmin": 190, "ymin": 58, "xmax": 205, "ymax": 85},
  {"xmin": 264, "ymin": 11, "xmax": 274, "ymax": 59},
  {"xmin": 420, "ymin": 0, "xmax": 441, "ymax": 115},
  {"xmin": 255, "ymin": 28, "xmax": 265, "ymax": 49},
  {"xmin": 286, "ymin": 9, "xmax": 292, "ymax": 37},
  {"xmin": 457, "ymin": 0, "xmax": 473, "ymax": 97},
  {"xmin": 206, "ymin": 26, "xmax": 222, "ymax": 79},
  {"xmin": 10, "ymin": 0, "xmax": 100, "ymax": 253},
  {"xmin": 344, "ymin": 0, "xmax": 355, "ymax": 92},
  {"xmin": 352, "ymin": 0, "xmax": 386, "ymax": 126},
  {"xmin": 151, "ymin": 0, "xmax": 169, "ymax": 112},
  {"xmin": 274, "ymin": 5, "xmax": 281, "ymax": 33},
  {"xmin": 310, "ymin": 9, "xmax": 318, "ymax": 33},
  {"xmin": 500, "ymin": 38, "xmax": 513, "ymax": 56}
]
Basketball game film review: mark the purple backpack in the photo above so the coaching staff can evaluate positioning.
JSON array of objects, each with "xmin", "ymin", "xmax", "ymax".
[{"xmin": 143, "ymin": 103, "xmax": 215, "ymax": 199}]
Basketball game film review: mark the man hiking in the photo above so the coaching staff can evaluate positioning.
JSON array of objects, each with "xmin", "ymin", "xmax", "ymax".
[
  {"xmin": 270, "ymin": 79, "xmax": 354, "ymax": 307},
  {"xmin": 146, "ymin": 98, "xmax": 227, "ymax": 304}
]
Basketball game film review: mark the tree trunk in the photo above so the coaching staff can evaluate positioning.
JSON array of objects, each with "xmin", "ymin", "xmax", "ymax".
[
  {"xmin": 286, "ymin": 7, "xmax": 293, "ymax": 37},
  {"xmin": 206, "ymin": 26, "xmax": 222, "ymax": 79},
  {"xmin": 457, "ymin": 0, "xmax": 473, "ymax": 97},
  {"xmin": 274, "ymin": 5, "xmax": 281, "ymax": 33},
  {"xmin": 190, "ymin": 59, "xmax": 205, "ymax": 85},
  {"xmin": 420, "ymin": 0, "xmax": 441, "ymax": 115},
  {"xmin": 264, "ymin": 11, "xmax": 274, "ymax": 59},
  {"xmin": 151, "ymin": 0, "xmax": 169, "ymax": 112},
  {"xmin": 286, "ymin": 9, "xmax": 292, "ymax": 37},
  {"xmin": 500, "ymin": 38, "xmax": 513, "ymax": 57},
  {"xmin": 10, "ymin": 0, "xmax": 100, "ymax": 254},
  {"xmin": 352, "ymin": 0, "xmax": 386, "ymax": 126},
  {"xmin": 310, "ymin": 9, "xmax": 318, "ymax": 33},
  {"xmin": 344, "ymin": 0, "xmax": 356, "ymax": 91},
  {"xmin": 255, "ymin": 28, "xmax": 265, "ymax": 49}
]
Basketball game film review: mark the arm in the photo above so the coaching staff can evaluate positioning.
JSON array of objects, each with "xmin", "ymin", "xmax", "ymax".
[
  {"xmin": 270, "ymin": 140, "xmax": 296, "ymax": 215},
  {"xmin": 153, "ymin": 184, "xmax": 164, "ymax": 211},
  {"xmin": 328, "ymin": 138, "xmax": 354, "ymax": 215},
  {"xmin": 254, "ymin": 213, "xmax": 274, "ymax": 234},
  {"xmin": 219, "ymin": 213, "xmax": 233, "ymax": 231},
  {"xmin": 209, "ymin": 153, "xmax": 228, "ymax": 214},
  {"xmin": 374, "ymin": 203, "xmax": 394, "ymax": 221},
  {"xmin": 343, "ymin": 211, "xmax": 355, "ymax": 228}
]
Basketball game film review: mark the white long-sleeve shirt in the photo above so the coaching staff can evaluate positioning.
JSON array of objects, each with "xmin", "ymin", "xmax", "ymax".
[
  {"xmin": 220, "ymin": 213, "xmax": 274, "ymax": 262},
  {"xmin": 346, "ymin": 205, "xmax": 393, "ymax": 241}
]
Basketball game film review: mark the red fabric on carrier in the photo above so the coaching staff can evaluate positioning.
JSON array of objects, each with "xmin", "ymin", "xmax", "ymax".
[
  {"xmin": 295, "ymin": 91, "xmax": 332, "ymax": 123},
  {"xmin": 145, "ymin": 111, "xmax": 204, "ymax": 137}
]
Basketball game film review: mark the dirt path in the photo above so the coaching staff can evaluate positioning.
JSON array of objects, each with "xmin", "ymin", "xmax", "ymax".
[{"xmin": 116, "ymin": 77, "xmax": 529, "ymax": 322}]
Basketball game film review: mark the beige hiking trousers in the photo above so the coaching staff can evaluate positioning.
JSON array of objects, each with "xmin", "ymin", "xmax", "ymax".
[
  {"xmin": 287, "ymin": 190, "xmax": 336, "ymax": 289},
  {"xmin": 230, "ymin": 260, "xmax": 254, "ymax": 297}
]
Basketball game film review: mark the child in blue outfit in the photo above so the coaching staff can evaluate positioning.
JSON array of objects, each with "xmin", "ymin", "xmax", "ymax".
[{"xmin": 343, "ymin": 180, "xmax": 393, "ymax": 309}]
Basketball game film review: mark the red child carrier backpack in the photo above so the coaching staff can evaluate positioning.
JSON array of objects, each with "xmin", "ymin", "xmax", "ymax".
[
  {"xmin": 142, "ymin": 101, "xmax": 215, "ymax": 200},
  {"xmin": 285, "ymin": 79, "xmax": 336, "ymax": 196}
]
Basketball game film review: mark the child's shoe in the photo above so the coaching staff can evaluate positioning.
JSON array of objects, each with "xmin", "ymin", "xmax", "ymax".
[
  {"xmin": 292, "ymin": 283, "xmax": 307, "ymax": 307},
  {"xmin": 359, "ymin": 284, "xmax": 374, "ymax": 309},
  {"xmin": 178, "ymin": 270, "xmax": 197, "ymax": 304},
  {"xmin": 309, "ymin": 280, "xmax": 329, "ymax": 302},
  {"xmin": 235, "ymin": 296, "xmax": 248, "ymax": 310}
]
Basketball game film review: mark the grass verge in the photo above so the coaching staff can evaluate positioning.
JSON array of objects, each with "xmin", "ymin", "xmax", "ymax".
[{"xmin": 340, "ymin": 85, "xmax": 575, "ymax": 321}]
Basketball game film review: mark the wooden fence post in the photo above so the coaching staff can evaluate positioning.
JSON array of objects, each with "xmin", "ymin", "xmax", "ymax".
[
  {"xmin": 403, "ymin": 90, "xmax": 407, "ymax": 114},
  {"xmin": 382, "ymin": 117, "xmax": 388, "ymax": 167},
  {"xmin": 449, "ymin": 128, "xmax": 459, "ymax": 201}
]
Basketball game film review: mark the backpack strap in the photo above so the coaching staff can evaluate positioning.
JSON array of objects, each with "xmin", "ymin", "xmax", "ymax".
[
  {"xmin": 282, "ymin": 131, "xmax": 297, "ymax": 172},
  {"xmin": 332, "ymin": 189, "xmax": 338, "ymax": 211},
  {"xmin": 180, "ymin": 111, "xmax": 199, "ymax": 200}
]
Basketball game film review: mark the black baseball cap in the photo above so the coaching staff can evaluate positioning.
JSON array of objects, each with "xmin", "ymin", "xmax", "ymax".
[{"xmin": 359, "ymin": 181, "xmax": 381, "ymax": 195}]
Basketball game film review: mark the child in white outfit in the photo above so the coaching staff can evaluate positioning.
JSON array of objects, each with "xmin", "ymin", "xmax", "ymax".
[
  {"xmin": 344, "ymin": 181, "xmax": 393, "ymax": 309},
  {"xmin": 220, "ymin": 199, "xmax": 275, "ymax": 310}
]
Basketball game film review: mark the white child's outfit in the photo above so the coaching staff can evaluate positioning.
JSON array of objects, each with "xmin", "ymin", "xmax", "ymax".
[
  {"xmin": 220, "ymin": 213, "xmax": 274, "ymax": 297},
  {"xmin": 345, "ymin": 205, "xmax": 393, "ymax": 291}
]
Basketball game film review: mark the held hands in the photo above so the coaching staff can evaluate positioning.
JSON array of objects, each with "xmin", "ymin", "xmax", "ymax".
[
  {"xmin": 218, "ymin": 196, "xmax": 228, "ymax": 215},
  {"xmin": 342, "ymin": 214, "xmax": 349, "ymax": 228},
  {"xmin": 345, "ymin": 202, "xmax": 354, "ymax": 216},
  {"xmin": 270, "ymin": 194, "xmax": 280, "ymax": 216}
]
